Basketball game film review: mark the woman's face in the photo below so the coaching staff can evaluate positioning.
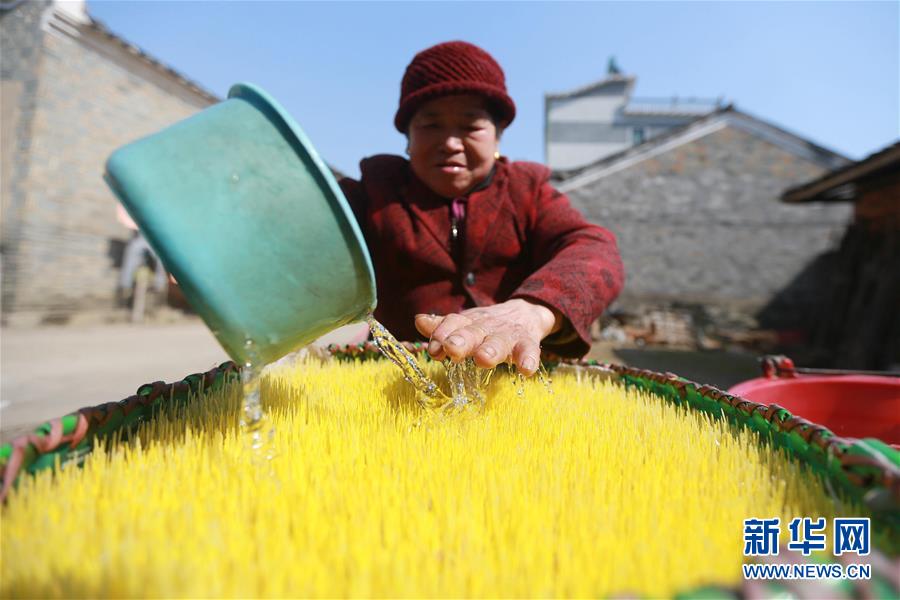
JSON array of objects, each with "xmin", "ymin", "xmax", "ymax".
[{"xmin": 407, "ymin": 95, "xmax": 500, "ymax": 198}]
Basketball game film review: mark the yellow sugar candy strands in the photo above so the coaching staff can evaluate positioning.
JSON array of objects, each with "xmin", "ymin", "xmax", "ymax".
[{"xmin": 2, "ymin": 359, "xmax": 850, "ymax": 598}]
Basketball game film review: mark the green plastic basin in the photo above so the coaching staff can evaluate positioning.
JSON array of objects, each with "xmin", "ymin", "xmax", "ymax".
[{"xmin": 105, "ymin": 83, "xmax": 376, "ymax": 366}]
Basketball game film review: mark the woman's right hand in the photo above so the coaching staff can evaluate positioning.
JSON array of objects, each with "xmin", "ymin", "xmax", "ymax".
[{"xmin": 413, "ymin": 299, "xmax": 560, "ymax": 376}]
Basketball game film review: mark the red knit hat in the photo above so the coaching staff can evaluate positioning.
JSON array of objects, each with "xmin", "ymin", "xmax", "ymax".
[{"xmin": 394, "ymin": 41, "xmax": 516, "ymax": 133}]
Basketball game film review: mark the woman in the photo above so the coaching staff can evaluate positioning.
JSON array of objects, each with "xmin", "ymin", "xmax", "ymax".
[{"xmin": 340, "ymin": 41, "xmax": 624, "ymax": 376}]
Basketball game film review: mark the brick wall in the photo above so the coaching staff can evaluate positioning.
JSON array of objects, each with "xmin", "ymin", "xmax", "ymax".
[
  {"xmin": 1, "ymin": 4, "xmax": 215, "ymax": 324},
  {"xmin": 1, "ymin": 0, "xmax": 50, "ymax": 316},
  {"xmin": 564, "ymin": 125, "xmax": 853, "ymax": 326}
]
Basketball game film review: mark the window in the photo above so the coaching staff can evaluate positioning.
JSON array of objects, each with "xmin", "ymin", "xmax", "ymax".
[{"xmin": 632, "ymin": 127, "xmax": 645, "ymax": 145}]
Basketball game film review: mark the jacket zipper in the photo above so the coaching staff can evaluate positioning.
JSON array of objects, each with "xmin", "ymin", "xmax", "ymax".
[{"xmin": 450, "ymin": 215, "xmax": 459, "ymax": 244}]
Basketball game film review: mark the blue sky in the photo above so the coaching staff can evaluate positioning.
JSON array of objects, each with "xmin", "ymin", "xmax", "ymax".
[{"xmin": 88, "ymin": 1, "xmax": 899, "ymax": 177}]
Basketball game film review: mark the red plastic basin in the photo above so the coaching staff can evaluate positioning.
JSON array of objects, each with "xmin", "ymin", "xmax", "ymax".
[{"xmin": 728, "ymin": 375, "xmax": 900, "ymax": 444}]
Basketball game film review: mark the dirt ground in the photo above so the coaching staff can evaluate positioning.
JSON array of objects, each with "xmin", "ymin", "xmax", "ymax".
[
  {"xmin": 587, "ymin": 344, "xmax": 761, "ymax": 390},
  {"xmin": 1, "ymin": 320, "xmax": 761, "ymax": 444},
  {"xmin": 1, "ymin": 321, "xmax": 229, "ymax": 444}
]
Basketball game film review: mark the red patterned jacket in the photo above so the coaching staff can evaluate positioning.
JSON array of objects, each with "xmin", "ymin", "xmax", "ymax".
[{"xmin": 339, "ymin": 155, "xmax": 623, "ymax": 357}]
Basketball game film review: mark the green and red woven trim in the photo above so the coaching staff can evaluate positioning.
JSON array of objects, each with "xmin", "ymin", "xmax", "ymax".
[{"xmin": 0, "ymin": 361, "xmax": 240, "ymax": 501}]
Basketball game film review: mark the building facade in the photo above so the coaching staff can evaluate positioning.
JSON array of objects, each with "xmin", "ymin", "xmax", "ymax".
[
  {"xmin": 555, "ymin": 108, "xmax": 853, "ymax": 329},
  {"xmin": 545, "ymin": 68, "xmax": 724, "ymax": 171},
  {"xmin": 1, "ymin": 0, "xmax": 217, "ymax": 325}
]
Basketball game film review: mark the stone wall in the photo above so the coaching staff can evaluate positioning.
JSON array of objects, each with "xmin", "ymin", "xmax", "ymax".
[
  {"xmin": 564, "ymin": 125, "xmax": 853, "ymax": 327},
  {"xmin": 1, "ymin": 4, "xmax": 215, "ymax": 324}
]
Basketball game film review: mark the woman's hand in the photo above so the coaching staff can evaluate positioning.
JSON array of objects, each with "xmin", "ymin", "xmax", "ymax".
[{"xmin": 414, "ymin": 299, "xmax": 560, "ymax": 376}]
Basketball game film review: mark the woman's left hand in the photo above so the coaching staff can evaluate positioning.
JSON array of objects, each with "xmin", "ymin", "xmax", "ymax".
[{"xmin": 414, "ymin": 299, "xmax": 560, "ymax": 376}]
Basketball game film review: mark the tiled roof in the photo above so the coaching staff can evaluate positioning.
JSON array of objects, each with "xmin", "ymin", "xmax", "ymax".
[
  {"xmin": 554, "ymin": 105, "xmax": 851, "ymax": 191},
  {"xmin": 47, "ymin": 3, "xmax": 220, "ymax": 103},
  {"xmin": 782, "ymin": 141, "xmax": 900, "ymax": 203},
  {"xmin": 624, "ymin": 97, "xmax": 724, "ymax": 117},
  {"xmin": 545, "ymin": 74, "xmax": 635, "ymax": 100}
]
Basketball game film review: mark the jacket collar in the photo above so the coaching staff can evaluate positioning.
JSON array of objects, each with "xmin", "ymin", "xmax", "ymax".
[{"xmin": 402, "ymin": 159, "xmax": 509, "ymax": 269}]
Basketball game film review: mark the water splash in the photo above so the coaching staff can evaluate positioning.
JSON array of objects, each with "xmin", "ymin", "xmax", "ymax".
[
  {"xmin": 241, "ymin": 339, "xmax": 275, "ymax": 459},
  {"xmin": 367, "ymin": 315, "xmax": 451, "ymax": 409},
  {"xmin": 512, "ymin": 370, "xmax": 526, "ymax": 398},
  {"xmin": 367, "ymin": 315, "xmax": 548, "ymax": 409},
  {"xmin": 446, "ymin": 359, "xmax": 493, "ymax": 407},
  {"xmin": 537, "ymin": 362, "xmax": 554, "ymax": 395}
]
